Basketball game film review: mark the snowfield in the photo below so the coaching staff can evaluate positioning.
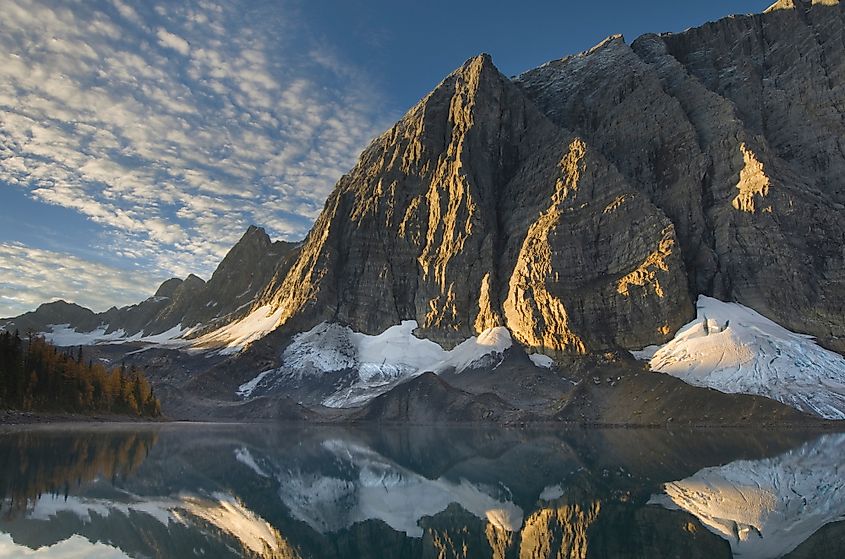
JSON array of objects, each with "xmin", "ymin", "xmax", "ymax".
[
  {"xmin": 43, "ymin": 323, "xmax": 188, "ymax": 347},
  {"xmin": 634, "ymin": 296, "xmax": 845, "ymax": 419},
  {"xmin": 650, "ymin": 433, "xmax": 845, "ymax": 559},
  {"xmin": 238, "ymin": 320, "xmax": 513, "ymax": 407}
]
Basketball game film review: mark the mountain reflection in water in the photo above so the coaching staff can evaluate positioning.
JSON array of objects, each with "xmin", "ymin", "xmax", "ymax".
[{"xmin": 0, "ymin": 425, "xmax": 842, "ymax": 558}]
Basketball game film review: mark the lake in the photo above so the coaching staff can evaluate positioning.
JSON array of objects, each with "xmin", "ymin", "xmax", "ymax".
[{"xmin": 0, "ymin": 424, "xmax": 842, "ymax": 558}]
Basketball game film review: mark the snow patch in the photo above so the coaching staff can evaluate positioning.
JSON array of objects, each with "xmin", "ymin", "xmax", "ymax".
[
  {"xmin": 139, "ymin": 324, "xmax": 187, "ymax": 344},
  {"xmin": 636, "ymin": 296, "xmax": 845, "ymax": 419},
  {"xmin": 529, "ymin": 353, "xmax": 555, "ymax": 369},
  {"xmin": 538, "ymin": 484, "xmax": 565, "ymax": 501},
  {"xmin": 0, "ymin": 533, "xmax": 130, "ymax": 558},
  {"xmin": 650, "ymin": 433, "xmax": 845, "ymax": 559},
  {"xmin": 43, "ymin": 324, "xmax": 128, "ymax": 346},
  {"xmin": 236, "ymin": 369, "xmax": 275, "ymax": 399},
  {"xmin": 235, "ymin": 447, "xmax": 270, "ymax": 478},
  {"xmin": 275, "ymin": 321, "xmax": 512, "ymax": 407}
]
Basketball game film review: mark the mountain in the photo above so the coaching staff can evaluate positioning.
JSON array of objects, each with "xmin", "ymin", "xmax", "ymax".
[
  {"xmin": 241, "ymin": 0, "xmax": 844, "ymax": 361},
  {"xmin": 3, "ymin": 1, "xmax": 845, "ymax": 423},
  {"xmin": 256, "ymin": 52, "xmax": 693, "ymax": 353},
  {"xmin": 0, "ymin": 226, "xmax": 299, "ymax": 347}
]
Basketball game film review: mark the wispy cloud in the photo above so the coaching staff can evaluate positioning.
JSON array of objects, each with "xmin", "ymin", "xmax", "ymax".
[
  {"xmin": 0, "ymin": 241, "xmax": 160, "ymax": 317},
  {"xmin": 0, "ymin": 0, "xmax": 391, "ymax": 305}
]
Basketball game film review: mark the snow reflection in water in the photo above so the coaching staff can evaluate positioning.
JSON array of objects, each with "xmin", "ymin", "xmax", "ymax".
[{"xmin": 0, "ymin": 426, "xmax": 842, "ymax": 558}]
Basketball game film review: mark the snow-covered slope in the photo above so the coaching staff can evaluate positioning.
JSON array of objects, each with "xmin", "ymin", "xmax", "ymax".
[
  {"xmin": 37, "ymin": 304, "xmax": 284, "ymax": 356},
  {"xmin": 0, "ymin": 533, "xmax": 130, "ymax": 559},
  {"xmin": 238, "ymin": 320, "xmax": 513, "ymax": 407},
  {"xmin": 43, "ymin": 323, "xmax": 188, "ymax": 347},
  {"xmin": 190, "ymin": 305, "xmax": 283, "ymax": 355},
  {"xmin": 634, "ymin": 296, "xmax": 845, "ymax": 419},
  {"xmin": 650, "ymin": 433, "xmax": 845, "ymax": 559}
]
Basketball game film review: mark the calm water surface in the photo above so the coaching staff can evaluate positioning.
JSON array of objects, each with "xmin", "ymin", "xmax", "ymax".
[{"xmin": 0, "ymin": 424, "xmax": 843, "ymax": 558}]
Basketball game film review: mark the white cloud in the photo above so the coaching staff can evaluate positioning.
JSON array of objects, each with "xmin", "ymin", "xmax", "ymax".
[
  {"xmin": 156, "ymin": 28, "xmax": 191, "ymax": 56},
  {"xmin": 0, "ymin": 242, "xmax": 161, "ymax": 317},
  {"xmin": 0, "ymin": 0, "xmax": 393, "ymax": 313}
]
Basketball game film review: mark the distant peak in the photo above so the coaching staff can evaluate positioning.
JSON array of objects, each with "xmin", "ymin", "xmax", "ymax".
[
  {"xmin": 184, "ymin": 273, "xmax": 206, "ymax": 286},
  {"xmin": 38, "ymin": 299, "xmax": 78, "ymax": 310},
  {"xmin": 154, "ymin": 277, "xmax": 183, "ymax": 298},
  {"xmin": 238, "ymin": 224, "xmax": 270, "ymax": 245}
]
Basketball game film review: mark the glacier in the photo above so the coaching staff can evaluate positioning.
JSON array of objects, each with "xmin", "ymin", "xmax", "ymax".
[
  {"xmin": 238, "ymin": 320, "xmax": 513, "ymax": 407},
  {"xmin": 634, "ymin": 296, "xmax": 845, "ymax": 419}
]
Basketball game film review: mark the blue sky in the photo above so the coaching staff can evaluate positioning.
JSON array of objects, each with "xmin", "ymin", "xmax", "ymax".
[{"xmin": 0, "ymin": 0, "xmax": 769, "ymax": 317}]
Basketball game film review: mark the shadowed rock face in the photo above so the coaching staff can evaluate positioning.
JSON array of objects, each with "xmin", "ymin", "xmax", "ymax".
[
  {"xmin": 350, "ymin": 371, "xmax": 514, "ymax": 423},
  {"xmin": 515, "ymin": 2, "xmax": 845, "ymax": 352}
]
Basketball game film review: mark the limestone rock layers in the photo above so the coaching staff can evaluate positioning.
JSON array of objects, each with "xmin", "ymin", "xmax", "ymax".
[
  {"xmin": 516, "ymin": 1, "xmax": 845, "ymax": 352},
  {"xmin": 266, "ymin": 55, "xmax": 692, "ymax": 352}
]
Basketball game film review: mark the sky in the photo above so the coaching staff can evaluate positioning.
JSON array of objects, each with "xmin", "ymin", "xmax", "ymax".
[{"xmin": 0, "ymin": 0, "xmax": 771, "ymax": 318}]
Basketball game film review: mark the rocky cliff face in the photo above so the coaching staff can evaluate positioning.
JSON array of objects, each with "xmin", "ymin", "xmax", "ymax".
[
  {"xmin": 250, "ymin": 0, "xmax": 843, "ymax": 356},
  {"xmin": 261, "ymin": 54, "xmax": 693, "ymax": 355},
  {"xmin": 516, "ymin": 1, "xmax": 845, "ymax": 352}
]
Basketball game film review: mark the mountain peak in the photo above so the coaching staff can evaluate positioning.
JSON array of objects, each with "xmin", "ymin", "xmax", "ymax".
[
  {"xmin": 154, "ymin": 277, "xmax": 183, "ymax": 298},
  {"xmin": 183, "ymin": 274, "xmax": 206, "ymax": 287},
  {"xmin": 244, "ymin": 224, "xmax": 266, "ymax": 236},
  {"xmin": 235, "ymin": 225, "xmax": 271, "ymax": 248},
  {"xmin": 36, "ymin": 300, "xmax": 87, "ymax": 312},
  {"xmin": 453, "ymin": 52, "xmax": 498, "ymax": 79}
]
